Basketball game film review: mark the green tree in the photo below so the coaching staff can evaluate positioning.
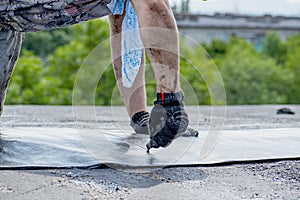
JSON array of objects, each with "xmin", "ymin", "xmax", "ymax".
[
  {"xmin": 72, "ymin": 19, "xmax": 110, "ymax": 50},
  {"xmin": 7, "ymin": 20, "xmax": 300, "ymax": 106},
  {"xmin": 262, "ymin": 32, "xmax": 287, "ymax": 64},
  {"xmin": 8, "ymin": 19, "xmax": 114, "ymax": 105},
  {"xmin": 285, "ymin": 35, "xmax": 300, "ymax": 103},
  {"xmin": 46, "ymin": 19, "xmax": 113, "ymax": 105},
  {"xmin": 180, "ymin": 43, "xmax": 218, "ymax": 105},
  {"xmin": 22, "ymin": 28, "xmax": 72, "ymax": 58},
  {"xmin": 202, "ymin": 39, "xmax": 228, "ymax": 59},
  {"xmin": 286, "ymin": 34, "xmax": 300, "ymax": 52},
  {"xmin": 219, "ymin": 39, "xmax": 291, "ymax": 104},
  {"xmin": 286, "ymin": 46, "xmax": 300, "ymax": 104},
  {"xmin": 6, "ymin": 50, "xmax": 61, "ymax": 104}
]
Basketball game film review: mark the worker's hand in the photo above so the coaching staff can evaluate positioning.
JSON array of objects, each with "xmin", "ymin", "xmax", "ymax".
[{"xmin": 146, "ymin": 92, "xmax": 189, "ymax": 151}]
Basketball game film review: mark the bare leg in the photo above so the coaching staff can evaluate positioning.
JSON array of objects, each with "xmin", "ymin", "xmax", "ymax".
[
  {"xmin": 129, "ymin": 0, "xmax": 194, "ymax": 150},
  {"xmin": 130, "ymin": 0, "xmax": 181, "ymax": 93},
  {"xmin": 109, "ymin": 13, "xmax": 147, "ymax": 118}
]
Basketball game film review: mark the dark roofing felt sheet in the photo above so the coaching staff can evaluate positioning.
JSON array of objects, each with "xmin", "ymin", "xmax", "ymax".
[{"xmin": 1, "ymin": 127, "xmax": 299, "ymax": 168}]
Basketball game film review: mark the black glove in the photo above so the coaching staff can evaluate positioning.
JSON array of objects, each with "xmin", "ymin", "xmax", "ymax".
[{"xmin": 147, "ymin": 91, "xmax": 189, "ymax": 152}]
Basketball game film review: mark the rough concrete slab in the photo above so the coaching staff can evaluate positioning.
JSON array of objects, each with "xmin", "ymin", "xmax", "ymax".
[
  {"xmin": 0, "ymin": 105, "xmax": 299, "ymax": 130},
  {"xmin": 0, "ymin": 105, "xmax": 299, "ymax": 199},
  {"xmin": 0, "ymin": 160, "xmax": 299, "ymax": 199}
]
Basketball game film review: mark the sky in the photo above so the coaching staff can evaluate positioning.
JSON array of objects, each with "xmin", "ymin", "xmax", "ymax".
[{"xmin": 169, "ymin": 0, "xmax": 300, "ymax": 16}]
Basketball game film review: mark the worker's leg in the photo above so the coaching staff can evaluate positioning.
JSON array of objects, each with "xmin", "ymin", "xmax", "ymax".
[
  {"xmin": 109, "ymin": 11, "xmax": 148, "ymax": 119},
  {"xmin": 130, "ymin": 0, "xmax": 189, "ymax": 149},
  {"xmin": 0, "ymin": 28, "xmax": 23, "ymax": 116},
  {"xmin": 130, "ymin": 0, "xmax": 180, "ymax": 93},
  {"xmin": 109, "ymin": 12, "xmax": 149, "ymax": 134}
]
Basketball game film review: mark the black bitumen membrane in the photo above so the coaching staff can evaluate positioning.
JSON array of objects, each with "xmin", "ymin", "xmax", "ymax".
[{"xmin": 0, "ymin": 127, "xmax": 299, "ymax": 169}]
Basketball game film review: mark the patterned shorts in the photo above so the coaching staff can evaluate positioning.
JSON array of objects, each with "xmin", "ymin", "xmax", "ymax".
[
  {"xmin": 0, "ymin": 0, "xmax": 112, "ymax": 115},
  {"xmin": 0, "ymin": 0, "xmax": 112, "ymax": 32}
]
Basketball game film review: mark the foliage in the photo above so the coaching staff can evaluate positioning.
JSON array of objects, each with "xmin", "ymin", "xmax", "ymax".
[
  {"xmin": 285, "ymin": 35, "xmax": 300, "ymax": 103},
  {"xmin": 8, "ymin": 19, "xmax": 114, "ymax": 105},
  {"xmin": 286, "ymin": 46, "xmax": 300, "ymax": 104},
  {"xmin": 5, "ymin": 20, "xmax": 300, "ymax": 105},
  {"xmin": 180, "ymin": 44, "xmax": 218, "ymax": 105},
  {"xmin": 218, "ymin": 39, "xmax": 292, "ymax": 104},
  {"xmin": 46, "ymin": 19, "xmax": 112, "ymax": 105},
  {"xmin": 202, "ymin": 39, "xmax": 228, "ymax": 59},
  {"xmin": 22, "ymin": 28, "xmax": 72, "ymax": 58},
  {"xmin": 262, "ymin": 32, "xmax": 287, "ymax": 64},
  {"xmin": 6, "ymin": 51, "xmax": 60, "ymax": 104}
]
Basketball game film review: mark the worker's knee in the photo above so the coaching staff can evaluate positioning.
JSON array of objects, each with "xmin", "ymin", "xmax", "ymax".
[
  {"xmin": 133, "ymin": 0, "xmax": 169, "ymax": 14},
  {"xmin": 145, "ymin": 0, "xmax": 167, "ymax": 10}
]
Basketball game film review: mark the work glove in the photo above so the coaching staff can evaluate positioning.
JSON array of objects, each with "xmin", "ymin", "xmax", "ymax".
[{"xmin": 146, "ymin": 91, "xmax": 189, "ymax": 152}]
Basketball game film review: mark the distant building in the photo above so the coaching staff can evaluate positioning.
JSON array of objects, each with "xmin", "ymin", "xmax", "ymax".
[{"xmin": 175, "ymin": 13, "xmax": 300, "ymax": 50}]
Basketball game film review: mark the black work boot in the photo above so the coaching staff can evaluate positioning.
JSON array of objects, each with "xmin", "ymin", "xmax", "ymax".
[{"xmin": 130, "ymin": 111, "xmax": 150, "ymax": 134}]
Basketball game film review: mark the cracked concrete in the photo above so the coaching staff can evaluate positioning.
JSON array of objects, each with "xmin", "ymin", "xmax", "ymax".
[
  {"xmin": 0, "ymin": 105, "xmax": 299, "ymax": 199},
  {"xmin": 0, "ymin": 160, "xmax": 299, "ymax": 199}
]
